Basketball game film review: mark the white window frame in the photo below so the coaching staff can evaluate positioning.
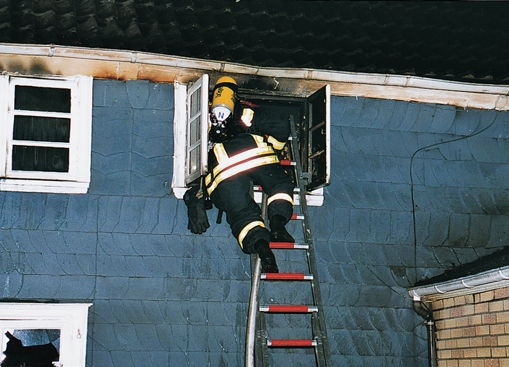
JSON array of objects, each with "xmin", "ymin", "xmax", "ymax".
[
  {"xmin": 171, "ymin": 81, "xmax": 188, "ymax": 199},
  {"xmin": 0, "ymin": 303, "xmax": 92, "ymax": 367},
  {"xmin": 171, "ymin": 74, "xmax": 326, "ymax": 206},
  {"xmin": 185, "ymin": 74, "xmax": 210, "ymax": 185},
  {"xmin": 172, "ymin": 75, "xmax": 210, "ymax": 199},
  {"xmin": 0, "ymin": 75, "xmax": 93, "ymax": 194}
]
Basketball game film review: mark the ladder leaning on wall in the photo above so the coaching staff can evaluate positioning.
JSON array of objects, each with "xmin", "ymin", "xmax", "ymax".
[{"xmin": 245, "ymin": 116, "xmax": 331, "ymax": 367}]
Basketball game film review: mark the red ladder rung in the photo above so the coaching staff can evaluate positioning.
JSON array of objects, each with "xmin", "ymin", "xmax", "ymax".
[
  {"xmin": 261, "ymin": 273, "xmax": 313, "ymax": 281},
  {"xmin": 252, "ymin": 185, "xmax": 300, "ymax": 193},
  {"xmin": 269, "ymin": 242, "xmax": 308, "ymax": 249},
  {"xmin": 268, "ymin": 339, "xmax": 317, "ymax": 348},
  {"xmin": 279, "ymin": 159, "xmax": 296, "ymax": 166},
  {"xmin": 259, "ymin": 305, "xmax": 318, "ymax": 313}
]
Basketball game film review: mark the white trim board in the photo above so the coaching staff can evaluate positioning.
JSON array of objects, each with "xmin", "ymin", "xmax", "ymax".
[{"xmin": 0, "ymin": 43, "xmax": 508, "ymax": 111}]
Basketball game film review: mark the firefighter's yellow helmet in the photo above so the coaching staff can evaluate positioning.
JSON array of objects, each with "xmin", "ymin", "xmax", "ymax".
[{"xmin": 211, "ymin": 76, "xmax": 238, "ymax": 122}]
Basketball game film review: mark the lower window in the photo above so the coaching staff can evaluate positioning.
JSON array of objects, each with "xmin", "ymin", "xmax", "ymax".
[{"xmin": 0, "ymin": 303, "xmax": 91, "ymax": 367}]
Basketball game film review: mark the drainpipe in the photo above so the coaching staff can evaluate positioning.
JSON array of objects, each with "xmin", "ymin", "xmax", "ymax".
[{"xmin": 413, "ymin": 301, "xmax": 437, "ymax": 367}]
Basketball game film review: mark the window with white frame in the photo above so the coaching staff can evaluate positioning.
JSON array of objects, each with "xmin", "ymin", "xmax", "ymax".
[
  {"xmin": 171, "ymin": 74, "xmax": 329, "ymax": 206},
  {"xmin": 0, "ymin": 75, "xmax": 93, "ymax": 194},
  {"xmin": 171, "ymin": 75, "xmax": 209, "ymax": 200},
  {"xmin": 0, "ymin": 303, "xmax": 91, "ymax": 367}
]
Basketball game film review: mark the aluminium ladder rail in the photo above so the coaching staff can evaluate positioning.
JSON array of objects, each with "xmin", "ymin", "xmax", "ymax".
[{"xmin": 245, "ymin": 116, "xmax": 331, "ymax": 367}]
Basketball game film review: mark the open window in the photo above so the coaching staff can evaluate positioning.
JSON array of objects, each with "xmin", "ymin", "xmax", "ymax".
[
  {"xmin": 304, "ymin": 85, "xmax": 331, "ymax": 192},
  {"xmin": 0, "ymin": 303, "xmax": 91, "ymax": 367},
  {"xmin": 172, "ymin": 75, "xmax": 209, "ymax": 199},
  {"xmin": 0, "ymin": 75, "xmax": 93, "ymax": 194},
  {"xmin": 172, "ymin": 74, "xmax": 330, "ymax": 206},
  {"xmin": 185, "ymin": 74, "xmax": 209, "ymax": 184}
]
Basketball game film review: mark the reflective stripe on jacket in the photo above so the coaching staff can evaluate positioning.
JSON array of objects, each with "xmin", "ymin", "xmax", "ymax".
[{"xmin": 205, "ymin": 134, "xmax": 280, "ymax": 195}]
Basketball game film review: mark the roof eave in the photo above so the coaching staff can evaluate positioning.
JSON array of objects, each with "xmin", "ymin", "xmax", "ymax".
[
  {"xmin": 1, "ymin": 43, "xmax": 508, "ymax": 110},
  {"xmin": 408, "ymin": 266, "xmax": 509, "ymax": 302}
]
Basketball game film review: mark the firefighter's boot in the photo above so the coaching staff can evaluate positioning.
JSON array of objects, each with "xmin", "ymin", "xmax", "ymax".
[
  {"xmin": 270, "ymin": 215, "xmax": 295, "ymax": 243},
  {"xmin": 255, "ymin": 239, "xmax": 279, "ymax": 273}
]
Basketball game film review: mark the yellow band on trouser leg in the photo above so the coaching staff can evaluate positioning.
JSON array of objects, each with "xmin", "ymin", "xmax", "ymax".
[
  {"xmin": 267, "ymin": 193, "xmax": 293, "ymax": 206},
  {"xmin": 238, "ymin": 221, "xmax": 266, "ymax": 250}
]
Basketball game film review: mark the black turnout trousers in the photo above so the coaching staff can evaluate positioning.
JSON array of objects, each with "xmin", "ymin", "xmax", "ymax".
[{"xmin": 210, "ymin": 162, "xmax": 295, "ymax": 254}]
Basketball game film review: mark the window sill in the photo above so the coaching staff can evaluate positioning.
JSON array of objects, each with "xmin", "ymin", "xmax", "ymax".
[
  {"xmin": 174, "ymin": 186, "xmax": 324, "ymax": 206},
  {"xmin": 0, "ymin": 179, "xmax": 89, "ymax": 194}
]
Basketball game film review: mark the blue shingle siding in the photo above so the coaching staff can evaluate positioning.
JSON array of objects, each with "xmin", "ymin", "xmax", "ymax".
[{"xmin": 1, "ymin": 80, "xmax": 509, "ymax": 366}]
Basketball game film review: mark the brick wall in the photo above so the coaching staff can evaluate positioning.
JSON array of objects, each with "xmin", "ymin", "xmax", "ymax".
[{"xmin": 433, "ymin": 288, "xmax": 509, "ymax": 367}]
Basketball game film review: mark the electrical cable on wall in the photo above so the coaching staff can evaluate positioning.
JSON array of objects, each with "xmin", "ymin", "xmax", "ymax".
[{"xmin": 409, "ymin": 111, "xmax": 499, "ymax": 284}]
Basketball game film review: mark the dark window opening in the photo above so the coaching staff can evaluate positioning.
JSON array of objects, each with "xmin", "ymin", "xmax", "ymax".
[
  {"xmin": 12, "ymin": 146, "xmax": 69, "ymax": 172},
  {"xmin": 1, "ymin": 329, "xmax": 60, "ymax": 367},
  {"xmin": 13, "ymin": 116, "xmax": 71, "ymax": 143},
  {"xmin": 242, "ymin": 97, "xmax": 304, "ymax": 188},
  {"xmin": 14, "ymin": 86, "xmax": 71, "ymax": 113},
  {"xmin": 242, "ymin": 89, "xmax": 329, "ymax": 193}
]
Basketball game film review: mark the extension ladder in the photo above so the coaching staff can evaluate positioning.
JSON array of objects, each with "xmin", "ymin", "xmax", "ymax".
[{"xmin": 245, "ymin": 117, "xmax": 331, "ymax": 367}]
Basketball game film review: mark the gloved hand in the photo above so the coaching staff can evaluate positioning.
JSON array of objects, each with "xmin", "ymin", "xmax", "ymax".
[
  {"xmin": 187, "ymin": 202, "xmax": 210, "ymax": 234},
  {"xmin": 184, "ymin": 179, "xmax": 210, "ymax": 234}
]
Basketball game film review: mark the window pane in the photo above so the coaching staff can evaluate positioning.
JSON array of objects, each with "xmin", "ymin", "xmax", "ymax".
[
  {"xmin": 189, "ymin": 116, "xmax": 200, "ymax": 146},
  {"xmin": 188, "ymin": 146, "xmax": 199, "ymax": 176},
  {"xmin": 15, "ymin": 86, "xmax": 71, "ymax": 113},
  {"xmin": 13, "ymin": 116, "xmax": 71, "ymax": 143},
  {"xmin": 1, "ymin": 329, "xmax": 60, "ymax": 365},
  {"xmin": 12, "ymin": 146, "xmax": 69, "ymax": 172},
  {"xmin": 189, "ymin": 87, "xmax": 201, "ymax": 117}
]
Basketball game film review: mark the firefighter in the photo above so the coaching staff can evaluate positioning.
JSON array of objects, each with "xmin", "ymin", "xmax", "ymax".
[{"xmin": 184, "ymin": 76, "xmax": 295, "ymax": 273}]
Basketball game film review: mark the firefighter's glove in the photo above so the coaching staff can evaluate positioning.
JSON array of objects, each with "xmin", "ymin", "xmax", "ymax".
[
  {"xmin": 184, "ymin": 184, "xmax": 210, "ymax": 234},
  {"xmin": 187, "ymin": 203, "xmax": 210, "ymax": 234}
]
